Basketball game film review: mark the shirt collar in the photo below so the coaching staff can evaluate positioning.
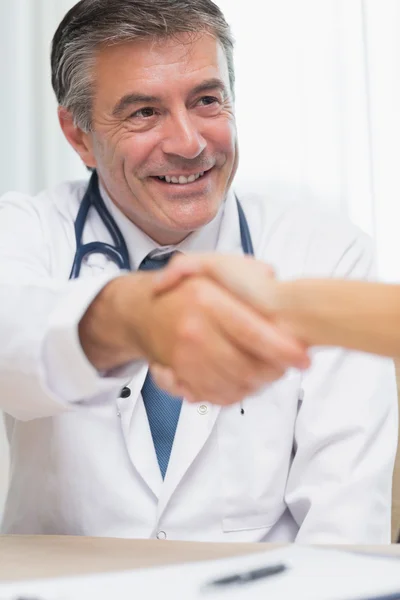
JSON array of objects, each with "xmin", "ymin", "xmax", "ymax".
[{"xmin": 98, "ymin": 183, "xmax": 230, "ymax": 269}]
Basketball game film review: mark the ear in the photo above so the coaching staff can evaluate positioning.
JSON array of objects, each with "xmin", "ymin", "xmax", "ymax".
[{"xmin": 58, "ymin": 107, "xmax": 97, "ymax": 168}]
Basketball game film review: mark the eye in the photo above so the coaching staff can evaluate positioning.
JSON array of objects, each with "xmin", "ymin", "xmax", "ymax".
[
  {"xmin": 197, "ymin": 96, "xmax": 220, "ymax": 107},
  {"xmin": 130, "ymin": 107, "xmax": 157, "ymax": 119}
]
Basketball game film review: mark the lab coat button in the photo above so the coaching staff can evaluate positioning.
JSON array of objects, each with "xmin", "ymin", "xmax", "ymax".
[
  {"xmin": 156, "ymin": 530, "xmax": 167, "ymax": 540},
  {"xmin": 120, "ymin": 387, "xmax": 131, "ymax": 398},
  {"xmin": 198, "ymin": 404, "xmax": 208, "ymax": 415}
]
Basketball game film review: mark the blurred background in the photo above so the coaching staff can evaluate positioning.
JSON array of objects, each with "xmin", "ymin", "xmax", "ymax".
[{"xmin": 1, "ymin": 0, "xmax": 400, "ymax": 518}]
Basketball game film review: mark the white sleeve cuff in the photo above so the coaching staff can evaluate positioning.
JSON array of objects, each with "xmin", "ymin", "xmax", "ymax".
[{"xmin": 42, "ymin": 273, "xmax": 143, "ymax": 403}]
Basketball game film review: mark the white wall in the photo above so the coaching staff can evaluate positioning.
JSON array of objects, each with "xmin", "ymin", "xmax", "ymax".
[
  {"xmin": 218, "ymin": 0, "xmax": 400, "ymax": 282},
  {"xmin": 0, "ymin": 0, "xmax": 87, "ymax": 196}
]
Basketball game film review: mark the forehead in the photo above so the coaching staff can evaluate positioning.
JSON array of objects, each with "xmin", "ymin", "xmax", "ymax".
[{"xmin": 93, "ymin": 32, "xmax": 230, "ymax": 104}]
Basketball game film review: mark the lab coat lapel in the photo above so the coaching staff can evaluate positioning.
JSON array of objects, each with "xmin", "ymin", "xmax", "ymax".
[
  {"xmin": 117, "ymin": 368, "xmax": 163, "ymax": 499},
  {"xmin": 80, "ymin": 240, "xmax": 162, "ymax": 496},
  {"xmin": 156, "ymin": 401, "xmax": 221, "ymax": 519}
]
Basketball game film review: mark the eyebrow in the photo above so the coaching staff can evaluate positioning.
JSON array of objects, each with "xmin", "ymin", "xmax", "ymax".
[
  {"xmin": 112, "ymin": 78, "xmax": 229, "ymax": 118},
  {"xmin": 112, "ymin": 93, "xmax": 161, "ymax": 117},
  {"xmin": 190, "ymin": 78, "xmax": 229, "ymax": 98}
]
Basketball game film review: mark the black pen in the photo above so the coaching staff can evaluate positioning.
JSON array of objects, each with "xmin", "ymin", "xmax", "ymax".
[{"xmin": 205, "ymin": 562, "xmax": 287, "ymax": 589}]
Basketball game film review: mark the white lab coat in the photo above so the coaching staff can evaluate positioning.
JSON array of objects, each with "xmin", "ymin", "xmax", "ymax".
[{"xmin": 0, "ymin": 181, "xmax": 397, "ymax": 543}]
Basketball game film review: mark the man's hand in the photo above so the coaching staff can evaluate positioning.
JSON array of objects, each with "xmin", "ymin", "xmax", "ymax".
[{"xmin": 80, "ymin": 266, "xmax": 309, "ymax": 405}]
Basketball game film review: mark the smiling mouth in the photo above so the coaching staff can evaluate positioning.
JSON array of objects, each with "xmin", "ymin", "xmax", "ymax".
[{"xmin": 151, "ymin": 168, "xmax": 213, "ymax": 185}]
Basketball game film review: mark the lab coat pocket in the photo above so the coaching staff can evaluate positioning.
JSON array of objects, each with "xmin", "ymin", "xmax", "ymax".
[{"xmin": 219, "ymin": 374, "xmax": 301, "ymax": 532}]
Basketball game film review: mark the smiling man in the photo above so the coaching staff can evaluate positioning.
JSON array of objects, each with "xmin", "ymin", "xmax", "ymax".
[{"xmin": 0, "ymin": 0, "xmax": 397, "ymax": 543}]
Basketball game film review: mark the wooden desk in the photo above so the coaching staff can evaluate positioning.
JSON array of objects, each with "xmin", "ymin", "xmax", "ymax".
[{"xmin": 0, "ymin": 536, "xmax": 399, "ymax": 582}]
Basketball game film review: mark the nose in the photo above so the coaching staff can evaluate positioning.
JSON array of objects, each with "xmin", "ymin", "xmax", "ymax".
[{"xmin": 161, "ymin": 110, "xmax": 207, "ymax": 159}]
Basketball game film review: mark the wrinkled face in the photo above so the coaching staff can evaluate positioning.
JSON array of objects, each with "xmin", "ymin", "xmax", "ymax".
[{"xmin": 84, "ymin": 32, "xmax": 238, "ymax": 244}]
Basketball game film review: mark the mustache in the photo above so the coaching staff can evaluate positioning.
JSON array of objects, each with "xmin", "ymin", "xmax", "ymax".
[{"xmin": 145, "ymin": 154, "xmax": 221, "ymax": 177}]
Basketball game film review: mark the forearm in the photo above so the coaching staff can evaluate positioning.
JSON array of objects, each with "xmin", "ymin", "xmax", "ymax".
[
  {"xmin": 79, "ymin": 273, "xmax": 153, "ymax": 370},
  {"xmin": 276, "ymin": 279, "xmax": 400, "ymax": 357}
]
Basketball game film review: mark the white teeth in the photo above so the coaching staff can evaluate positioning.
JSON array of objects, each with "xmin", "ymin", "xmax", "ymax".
[{"xmin": 158, "ymin": 171, "xmax": 208, "ymax": 184}]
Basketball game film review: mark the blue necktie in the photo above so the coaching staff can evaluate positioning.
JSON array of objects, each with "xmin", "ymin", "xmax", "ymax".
[{"xmin": 139, "ymin": 253, "xmax": 182, "ymax": 479}]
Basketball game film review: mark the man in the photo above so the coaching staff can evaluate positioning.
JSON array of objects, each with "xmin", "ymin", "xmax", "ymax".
[{"xmin": 0, "ymin": 0, "xmax": 397, "ymax": 542}]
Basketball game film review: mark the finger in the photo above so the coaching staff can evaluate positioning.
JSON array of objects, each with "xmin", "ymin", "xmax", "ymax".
[
  {"xmin": 164, "ymin": 254, "xmax": 279, "ymax": 316},
  {"xmin": 153, "ymin": 253, "xmax": 259, "ymax": 295},
  {"xmin": 173, "ymin": 313, "xmax": 288, "ymax": 405},
  {"xmin": 264, "ymin": 264, "xmax": 275, "ymax": 277},
  {"xmin": 150, "ymin": 364, "xmax": 198, "ymax": 403},
  {"xmin": 198, "ymin": 279, "xmax": 309, "ymax": 370},
  {"xmin": 154, "ymin": 254, "xmax": 278, "ymax": 322},
  {"xmin": 151, "ymin": 363, "xmax": 178, "ymax": 391},
  {"xmin": 150, "ymin": 364, "xmax": 186, "ymax": 396},
  {"xmin": 172, "ymin": 316, "xmax": 259, "ymax": 405},
  {"xmin": 152, "ymin": 255, "xmax": 203, "ymax": 294},
  {"xmin": 200, "ymin": 256, "xmax": 279, "ymax": 316},
  {"xmin": 196, "ymin": 338, "xmax": 287, "ymax": 399}
]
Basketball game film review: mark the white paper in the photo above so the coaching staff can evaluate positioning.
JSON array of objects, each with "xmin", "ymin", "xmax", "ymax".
[{"xmin": 0, "ymin": 546, "xmax": 399, "ymax": 600}]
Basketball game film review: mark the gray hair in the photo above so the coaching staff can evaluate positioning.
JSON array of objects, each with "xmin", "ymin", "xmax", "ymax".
[{"xmin": 51, "ymin": 0, "xmax": 235, "ymax": 132}]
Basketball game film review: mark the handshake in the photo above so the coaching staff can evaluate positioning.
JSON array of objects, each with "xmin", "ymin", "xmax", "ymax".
[{"xmin": 144, "ymin": 253, "xmax": 312, "ymax": 405}]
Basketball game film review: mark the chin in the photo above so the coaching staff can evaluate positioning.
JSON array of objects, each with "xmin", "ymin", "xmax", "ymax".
[{"xmin": 166, "ymin": 202, "xmax": 221, "ymax": 232}]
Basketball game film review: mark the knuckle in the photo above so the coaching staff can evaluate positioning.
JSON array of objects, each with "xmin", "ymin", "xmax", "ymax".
[
  {"xmin": 231, "ymin": 389, "xmax": 246, "ymax": 405},
  {"xmin": 264, "ymin": 263, "xmax": 276, "ymax": 277},
  {"xmin": 199, "ymin": 382, "xmax": 227, "ymax": 406},
  {"xmin": 169, "ymin": 253, "xmax": 186, "ymax": 269},
  {"xmin": 264, "ymin": 367, "xmax": 285, "ymax": 382},
  {"xmin": 187, "ymin": 278, "xmax": 212, "ymax": 309},
  {"xmin": 218, "ymin": 386, "xmax": 244, "ymax": 406},
  {"xmin": 177, "ymin": 315, "xmax": 204, "ymax": 345},
  {"xmin": 209, "ymin": 394, "xmax": 227, "ymax": 406},
  {"xmin": 242, "ymin": 379, "xmax": 258, "ymax": 396},
  {"xmin": 235, "ymin": 375, "xmax": 253, "ymax": 396},
  {"xmin": 237, "ymin": 364, "xmax": 261, "ymax": 394}
]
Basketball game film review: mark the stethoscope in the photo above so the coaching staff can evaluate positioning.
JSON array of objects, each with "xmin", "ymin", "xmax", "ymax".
[{"xmin": 69, "ymin": 171, "xmax": 254, "ymax": 280}]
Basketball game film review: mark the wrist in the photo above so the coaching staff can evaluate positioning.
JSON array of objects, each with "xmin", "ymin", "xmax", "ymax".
[
  {"xmin": 79, "ymin": 273, "xmax": 154, "ymax": 370},
  {"xmin": 273, "ymin": 280, "xmax": 315, "ymax": 343},
  {"xmin": 111, "ymin": 272, "xmax": 156, "ymax": 360}
]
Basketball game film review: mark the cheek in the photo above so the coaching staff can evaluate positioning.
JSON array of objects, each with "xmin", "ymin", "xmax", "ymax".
[
  {"xmin": 97, "ymin": 130, "xmax": 157, "ymax": 172},
  {"xmin": 205, "ymin": 119, "xmax": 237, "ymax": 157}
]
